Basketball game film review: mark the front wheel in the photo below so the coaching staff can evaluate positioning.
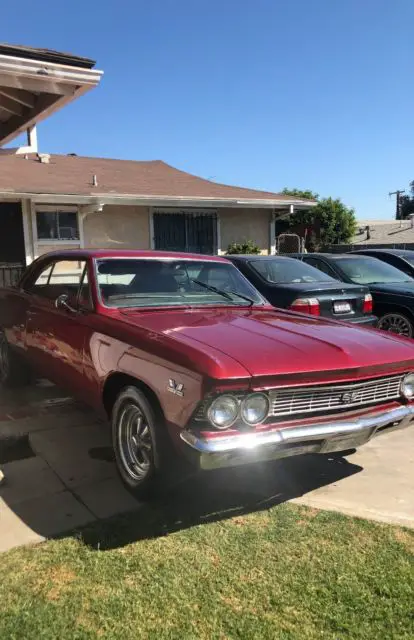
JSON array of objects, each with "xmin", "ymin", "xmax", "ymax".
[
  {"xmin": 111, "ymin": 386, "xmax": 171, "ymax": 499},
  {"xmin": 377, "ymin": 312, "xmax": 413, "ymax": 338}
]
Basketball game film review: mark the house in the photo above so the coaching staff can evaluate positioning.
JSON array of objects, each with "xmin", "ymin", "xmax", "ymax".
[
  {"xmin": 0, "ymin": 43, "xmax": 315, "ymax": 279},
  {"xmin": 350, "ymin": 219, "xmax": 414, "ymax": 248}
]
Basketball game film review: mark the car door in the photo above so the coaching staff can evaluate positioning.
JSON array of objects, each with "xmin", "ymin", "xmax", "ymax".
[{"xmin": 25, "ymin": 257, "xmax": 94, "ymax": 401}]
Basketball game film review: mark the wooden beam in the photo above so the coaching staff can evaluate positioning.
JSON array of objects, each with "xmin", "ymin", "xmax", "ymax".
[
  {"xmin": 0, "ymin": 73, "xmax": 75, "ymax": 96},
  {"xmin": 0, "ymin": 93, "xmax": 58, "ymax": 143},
  {"xmin": 0, "ymin": 87, "xmax": 35, "ymax": 109},
  {"xmin": 0, "ymin": 94, "xmax": 24, "ymax": 115}
]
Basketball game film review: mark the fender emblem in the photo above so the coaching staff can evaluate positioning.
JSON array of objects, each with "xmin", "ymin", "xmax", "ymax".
[{"xmin": 168, "ymin": 379, "xmax": 184, "ymax": 397}]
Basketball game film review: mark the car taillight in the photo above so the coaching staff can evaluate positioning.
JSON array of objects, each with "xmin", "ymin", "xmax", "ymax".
[
  {"xmin": 289, "ymin": 297, "xmax": 320, "ymax": 316},
  {"xmin": 363, "ymin": 293, "xmax": 373, "ymax": 314}
]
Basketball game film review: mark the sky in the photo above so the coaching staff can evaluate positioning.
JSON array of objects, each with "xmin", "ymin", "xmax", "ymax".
[{"xmin": 3, "ymin": 0, "xmax": 414, "ymax": 220}]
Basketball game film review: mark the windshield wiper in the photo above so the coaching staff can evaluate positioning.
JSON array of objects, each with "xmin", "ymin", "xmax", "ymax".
[{"xmin": 191, "ymin": 279, "xmax": 255, "ymax": 307}]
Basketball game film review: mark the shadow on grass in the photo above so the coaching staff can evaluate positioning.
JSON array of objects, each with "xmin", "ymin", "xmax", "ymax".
[{"xmin": 78, "ymin": 453, "xmax": 362, "ymax": 551}]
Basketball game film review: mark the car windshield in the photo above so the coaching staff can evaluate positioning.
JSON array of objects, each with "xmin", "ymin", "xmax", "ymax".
[
  {"xmin": 96, "ymin": 258, "xmax": 265, "ymax": 308},
  {"xmin": 336, "ymin": 256, "xmax": 413, "ymax": 284},
  {"xmin": 249, "ymin": 258, "xmax": 335, "ymax": 284}
]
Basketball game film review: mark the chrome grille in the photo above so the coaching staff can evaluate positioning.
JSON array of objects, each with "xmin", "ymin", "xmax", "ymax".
[{"xmin": 269, "ymin": 375, "xmax": 403, "ymax": 418}]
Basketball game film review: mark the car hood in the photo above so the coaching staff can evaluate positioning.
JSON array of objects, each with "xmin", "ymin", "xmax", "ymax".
[{"xmin": 121, "ymin": 307, "xmax": 414, "ymax": 378}]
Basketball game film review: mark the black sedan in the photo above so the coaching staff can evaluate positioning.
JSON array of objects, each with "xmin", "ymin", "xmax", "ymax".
[
  {"xmin": 351, "ymin": 249, "xmax": 414, "ymax": 279},
  {"xmin": 292, "ymin": 252, "xmax": 414, "ymax": 337},
  {"xmin": 226, "ymin": 255, "xmax": 376, "ymax": 325}
]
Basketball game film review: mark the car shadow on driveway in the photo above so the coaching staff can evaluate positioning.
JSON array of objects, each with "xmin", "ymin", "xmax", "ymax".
[
  {"xmin": 0, "ymin": 380, "xmax": 363, "ymax": 551},
  {"xmin": 77, "ymin": 453, "xmax": 363, "ymax": 551}
]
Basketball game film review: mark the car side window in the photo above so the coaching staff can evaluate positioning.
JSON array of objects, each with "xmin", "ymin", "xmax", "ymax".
[
  {"xmin": 32, "ymin": 263, "xmax": 54, "ymax": 287},
  {"xmin": 306, "ymin": 258, "xmax": 337, "ymax": 278},
  {"xmin": 25, "ymin": 259, "xmax": 88, "ymax": 306}
]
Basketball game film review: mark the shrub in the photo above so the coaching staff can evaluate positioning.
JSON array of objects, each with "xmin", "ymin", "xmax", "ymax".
[{"xmin": 226, "ymin": 240, "xmax": 261, "ymax": 255}]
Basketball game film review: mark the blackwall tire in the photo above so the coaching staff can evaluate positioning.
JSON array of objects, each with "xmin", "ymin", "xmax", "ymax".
[{"xmin": 111, "ymin": 385, "xmax": 172, "ymax": 499}]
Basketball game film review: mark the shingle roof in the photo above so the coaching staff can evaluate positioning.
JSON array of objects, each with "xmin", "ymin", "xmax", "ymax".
[
  {"xmin": 0, "ymin": 43, "xmax": 95, "ymax": 68},
  {"xmin": 352, "ymin": 220, "xmax": 414, "ymax": 245},
  {"xmin": 0, "ymin": 153, "xmax": 313, "ymax": 203}
]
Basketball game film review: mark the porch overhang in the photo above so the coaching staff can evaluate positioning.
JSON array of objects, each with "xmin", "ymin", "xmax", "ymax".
[
  {"xmin": 0, "ymin": 44, "xmax": 103, "ymax": 147},
  {"xmin": 0, "ymin": 191, "xmax": 317, "ymax": 211}
]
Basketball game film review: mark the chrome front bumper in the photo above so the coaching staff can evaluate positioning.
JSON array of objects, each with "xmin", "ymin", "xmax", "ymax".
[{"xmin": 180, "ymin": 405, "xmax": 414, "ymax": 470}]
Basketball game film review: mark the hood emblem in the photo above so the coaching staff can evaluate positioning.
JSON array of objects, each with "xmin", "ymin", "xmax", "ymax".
[
  {"xmin": 340, "ymin": 391, "xmax": 360, "ymax": 404},
  {"xmin": 168, "ymin": 379, "xmax": 184, "ymax": 397}
]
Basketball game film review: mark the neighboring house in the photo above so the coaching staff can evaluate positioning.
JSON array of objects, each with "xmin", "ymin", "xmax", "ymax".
[
  {"xmin": 350, "ymin": 219, "xmax": 414, "ymax": 247},
  {"xmin": 0, "ymin": 43, "xmax": 315, "ymax": 278}
]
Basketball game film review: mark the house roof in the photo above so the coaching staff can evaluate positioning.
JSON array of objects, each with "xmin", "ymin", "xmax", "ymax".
[
  {"xmin": 0, "ymin": 43, "xmax": 95, "ymax": 69},
  {"xmin": 0, "ymin": 153, "xmax": 316, "ymax": 208},
  {"xmin": 0, "ymin": 44, "xmax": 102, "ymax": 146},
  {"xmin": 352, "ymin": 220, "xmax": 414, "ymax": 245}
]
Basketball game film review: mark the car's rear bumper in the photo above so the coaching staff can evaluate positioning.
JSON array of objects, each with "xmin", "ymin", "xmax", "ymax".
[
  {"xmin": 344, "ymin": 314, "xmax": 377, "ymax": 326},
  {"xmin": 180, "ymin": 405, "xmax": 414, "ymax": 470}
]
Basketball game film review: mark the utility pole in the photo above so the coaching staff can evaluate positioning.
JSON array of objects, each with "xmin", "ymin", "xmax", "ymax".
[{"xmin": 389, "ymin": 189, "xmax": 405, "ymax": 221}]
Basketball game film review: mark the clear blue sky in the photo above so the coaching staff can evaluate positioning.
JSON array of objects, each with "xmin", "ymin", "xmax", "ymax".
[{"xmin": 4, "ymin": 0, "xmax": 414, "ymax": 219}]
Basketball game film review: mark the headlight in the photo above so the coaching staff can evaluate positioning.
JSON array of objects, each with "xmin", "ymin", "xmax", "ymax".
[
  {"xmin": 208, "ymin": 395, "xmax": 239, "ymax": 429},
  {"xmin": 241, "ymin": 393, "xmax": 269, "ymax": 426},
  {"xmin": 401, "ymin": 373, "xmax": 414, "ymax": 399}
]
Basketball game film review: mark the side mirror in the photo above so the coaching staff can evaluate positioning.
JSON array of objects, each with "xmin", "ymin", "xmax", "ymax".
[{"xmin": 55, "ymin": 293, "xmax": 77, "ymax": 314}]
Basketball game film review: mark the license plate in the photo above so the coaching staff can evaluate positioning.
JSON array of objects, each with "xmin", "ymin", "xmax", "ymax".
[{"xmin": 333, "ymin": 301, "xmax": 351, "ymax": 314}]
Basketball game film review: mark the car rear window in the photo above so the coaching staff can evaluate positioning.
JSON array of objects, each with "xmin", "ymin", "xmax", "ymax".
[
  {"xmin": 335, "ymin": 257, "xmax": 413, "ymax": 284},
  {"xmin": 249, "ymin": 258, "xmax": 335, "ymax": 284}
]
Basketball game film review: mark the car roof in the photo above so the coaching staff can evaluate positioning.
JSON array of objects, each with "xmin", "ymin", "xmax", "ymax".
[
  {"xmin": 293, "ymin": 253, "xmax": 368, "ymax": 260},
  {"xmin": 226, "ymin": 254, "xmax": 300, "ymax": 262},
  {"xmin": 353, "ymin": 248, "xmax": 414, "ymax": 257},
  {"xmin": 31, "ymin": 249, "xmax": 229, "ymax": 263}
]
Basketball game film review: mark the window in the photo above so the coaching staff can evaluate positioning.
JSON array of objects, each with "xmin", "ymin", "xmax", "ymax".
[
  {"xmin": 335, "ymin": 257, "xmax": 413, "ymax": 285},
  {"xmin": 96, "ymin": 258, "xmax": 265, "ymax": 308},
  {"xmin": 33, "ymin": 263, "xmax": 53, "ymax": 286},
  {"xmin": 305, "ymin": 258, "xmax": 337, "ymax": 279},
  {"xmin": 250, "ymin": 258, "xmax": 334, "ymax": 284},
  {"xmin": 36, "ymin": 211, "xmax": 79, "ymax": 241},
  {"xmin": 26, "ymin": 259, "xmax": 88, "ymax": 305}
]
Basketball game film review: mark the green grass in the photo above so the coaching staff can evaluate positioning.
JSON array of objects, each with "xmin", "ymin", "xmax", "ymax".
[{"xmin": 0, "ymin": 504, "xmax": 413, "ymax": 639}]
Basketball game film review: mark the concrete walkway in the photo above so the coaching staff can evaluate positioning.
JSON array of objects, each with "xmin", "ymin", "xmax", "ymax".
[{"xmin": 0, "ymin": 381, "xmax": 413, "ymax": 552}]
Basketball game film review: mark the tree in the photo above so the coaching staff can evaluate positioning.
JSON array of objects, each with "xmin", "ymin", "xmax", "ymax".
[
  {"xmin": 281, "ymin": 188, "xmax": 319, "ymax": 201},
  {"xmin": 281, "ymin": 189, "xmax": 357, "ymax": 250}
]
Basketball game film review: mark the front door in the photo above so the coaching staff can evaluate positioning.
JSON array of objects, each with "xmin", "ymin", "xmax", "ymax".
[
  {"xmin": 0, "ymin": 202, "xmax": 26, "ymax": 286},
  {"xmin": 24, "ymin": 257, "xmax": 93, "ymax": 400}
]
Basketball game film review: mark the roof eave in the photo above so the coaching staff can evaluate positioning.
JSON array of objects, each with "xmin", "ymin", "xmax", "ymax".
[
  {"xmin": 0, "ymin": 191, "xmax": 317, "ymax": 209},
  {"xmin": 0, "ymin": 53, "xmax": 103, "ymax": 146}
]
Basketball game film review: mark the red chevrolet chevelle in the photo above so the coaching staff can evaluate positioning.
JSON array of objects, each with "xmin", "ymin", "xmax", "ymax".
[{"xmin": 1, "ymin": 249, "xmax": 414, "ymax": 497}]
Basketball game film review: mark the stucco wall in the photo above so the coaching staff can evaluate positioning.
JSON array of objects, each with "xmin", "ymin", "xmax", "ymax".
[
  {"xmin": 36, "ymin": 243, "xmax": 80, "ymax": 257},
  {"xmin": 83, "ymin": 205, "xmax": 150, "ymax": 249},
  {"xmin": 219, "ymin": 208, "xmax": 270, "ymax": 255}
]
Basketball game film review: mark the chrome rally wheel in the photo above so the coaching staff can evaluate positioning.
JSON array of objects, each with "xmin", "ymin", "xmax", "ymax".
[{"xmin": 117, "ymin": 401, "xmax": 153, "ymax": 482}]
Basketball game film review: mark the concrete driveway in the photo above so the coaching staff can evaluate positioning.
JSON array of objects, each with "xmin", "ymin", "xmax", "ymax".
[{"xmin": 0, "ymin": 381, "xmax": 413, "ymax": 552}]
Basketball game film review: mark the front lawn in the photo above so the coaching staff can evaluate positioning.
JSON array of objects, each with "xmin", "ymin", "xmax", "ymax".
[{"xmin": 0, "ymin": 503, "xmax": 413, "ymax": 639}]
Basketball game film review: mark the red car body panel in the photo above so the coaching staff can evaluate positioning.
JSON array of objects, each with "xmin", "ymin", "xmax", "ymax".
[{"xmin": 1, "ymin": 249, "xmax": 414, "ymax": 459}]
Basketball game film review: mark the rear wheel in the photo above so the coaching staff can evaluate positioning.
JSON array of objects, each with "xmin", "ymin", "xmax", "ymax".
[
  {"xmin": 0, "ymin": 332, "xmax": 31, "ymax": 387},
  {"xmin": 111, "ymin": 386, "xmax": 174, "ymax": 499},
  {"xmin": 377, "ymin": 312, "xmax": 413, "ymax": 338}
]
